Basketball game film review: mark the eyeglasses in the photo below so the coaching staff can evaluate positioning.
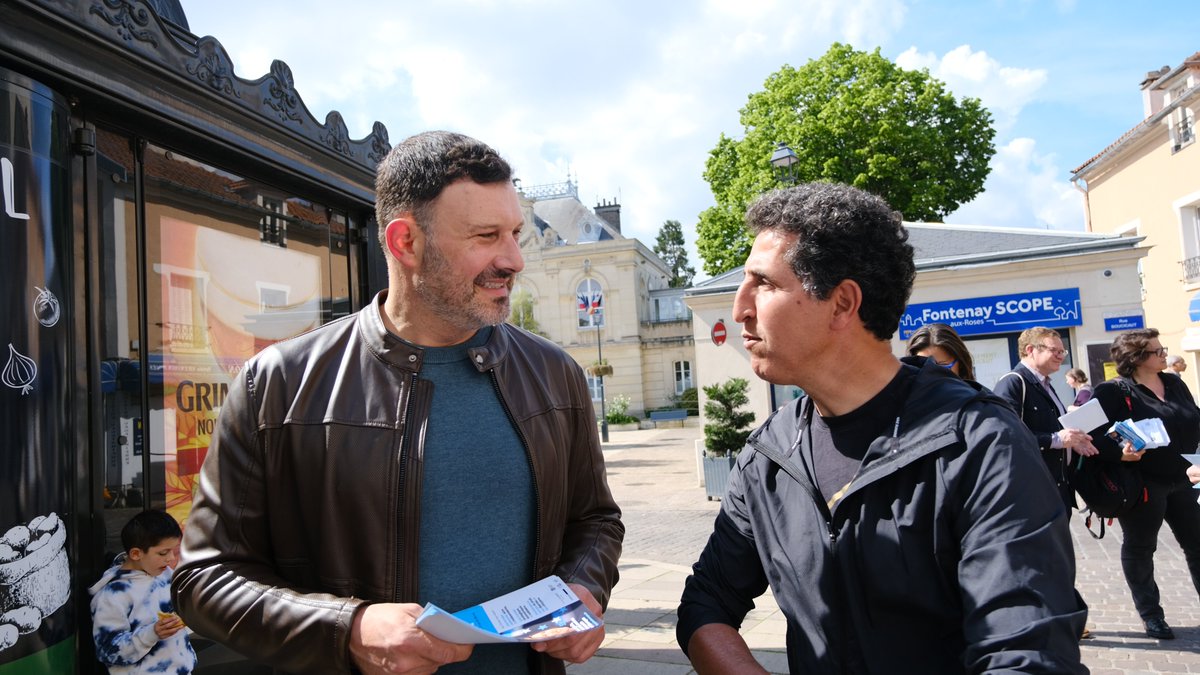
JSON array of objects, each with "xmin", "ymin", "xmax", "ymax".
[
  {"xmin": 934, "ymin": 358, "xmax": 957, "ymax": 370},
  {"xmin": 1144, "ymin": 347, "xmax": 1168, "ymax": 357},
  {"xmin": 1034, "ymin": 344, "xmax": 1069, "ymax": 358}
]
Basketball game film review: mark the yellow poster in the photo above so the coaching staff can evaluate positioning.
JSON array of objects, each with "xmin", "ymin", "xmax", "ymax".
[{"xmin": 159, "ymin": 217, "xmax": 322, "ymax": 524}]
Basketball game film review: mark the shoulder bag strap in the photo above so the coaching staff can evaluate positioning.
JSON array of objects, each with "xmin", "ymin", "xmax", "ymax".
[{"xmin": 999, "ymin": 371, "xmax": 1026, "ymax": 421}]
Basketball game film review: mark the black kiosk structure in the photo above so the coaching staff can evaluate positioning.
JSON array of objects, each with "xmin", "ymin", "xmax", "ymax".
[{"xmin": 0, "ymin": 1, "xmax": 390, "ymax": 671}]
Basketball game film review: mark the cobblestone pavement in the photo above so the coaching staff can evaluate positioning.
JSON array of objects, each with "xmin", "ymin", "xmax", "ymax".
[{"xmin": 570, "ymin": 425, "xmax": 1200, "ymax": 674}]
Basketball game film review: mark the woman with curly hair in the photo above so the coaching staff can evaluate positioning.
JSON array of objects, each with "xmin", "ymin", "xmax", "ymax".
[{"xmin": 1088, "ymin": 328, "xmax": 1200, "ymax": 640}]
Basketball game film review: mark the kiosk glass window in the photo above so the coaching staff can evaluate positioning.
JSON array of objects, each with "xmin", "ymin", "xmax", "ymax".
[
  {"xmin": 96, "ymin": 129, "xmax": 353, "ymax": 550},
  {"xmin": 95, "ymin": 128, "xmax": 147, "ymax": 558}
]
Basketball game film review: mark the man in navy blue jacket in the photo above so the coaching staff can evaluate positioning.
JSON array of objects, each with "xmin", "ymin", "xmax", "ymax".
[
  {"xmin": 993, "ymin": 326, "xmax": 1098, "ymax": 511},
  {"xmin": 677, "ymin": 183, "xmax": 1087, "ymax": 674}
]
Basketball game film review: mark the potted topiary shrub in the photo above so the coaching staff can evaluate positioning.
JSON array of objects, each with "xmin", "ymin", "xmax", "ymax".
[{"xmin": 702, "ymin": 377, "xmax": 755, "ymax": 501}]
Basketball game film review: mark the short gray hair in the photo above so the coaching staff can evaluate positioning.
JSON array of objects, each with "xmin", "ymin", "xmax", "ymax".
[{"xmin": 374, "ymin": 131, "xmax": 512, "ymax": 249}]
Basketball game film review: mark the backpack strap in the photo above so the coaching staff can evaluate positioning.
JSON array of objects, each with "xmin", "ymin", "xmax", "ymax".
[
  {"xmin": 1083, "ymin": 510, "xmax": 1107, "ymax": 539},
  {"xmin": 999, "ymin": 371, "xmax": 1026, "ymax": 421}
]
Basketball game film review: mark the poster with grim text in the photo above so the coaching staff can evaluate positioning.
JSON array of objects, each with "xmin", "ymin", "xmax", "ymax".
[{"xmin": 158, "ymin": 216, "xmax": 322, "ymax": 526}]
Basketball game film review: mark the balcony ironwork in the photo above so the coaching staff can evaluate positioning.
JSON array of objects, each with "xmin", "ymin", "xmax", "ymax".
[
  {"xmin": 1182, "ymin": 255, "xmax": 1200, "ymax": 284},
  {"xmin": 1172, "ymin": 117, "xmax": 1195, "ymax": 153}
]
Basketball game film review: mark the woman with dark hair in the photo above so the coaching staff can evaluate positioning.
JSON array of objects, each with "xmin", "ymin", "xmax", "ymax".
[
  {"xmin": 1065, "ymin": 368, "xmax": 1093, "ymax": 408},
  {"xmin": 906, "ymin": 323, "xmax": 975, "ymax": 380},
  {"xmin": 1088, "ymin": 328, "xmax": 1200, "ymax": 640}
]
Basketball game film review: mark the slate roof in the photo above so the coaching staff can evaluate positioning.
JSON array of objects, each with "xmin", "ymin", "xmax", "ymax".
[
  {"xmin": 688, "ymin": 223, "xmax": 1141, "ymax": 296},
  {"xmin": 904, "ymin": 223, "xmax": 1132, "ymax": 267},
  {"xmin": 531, "ymin": 197, "xmax": 621, "ymax": 244}
]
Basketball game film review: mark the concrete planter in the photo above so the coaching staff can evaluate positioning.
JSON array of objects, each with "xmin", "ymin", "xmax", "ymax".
[{"xmin": 702, "ymin": 455, "xmax": 736, "ymax": 501}]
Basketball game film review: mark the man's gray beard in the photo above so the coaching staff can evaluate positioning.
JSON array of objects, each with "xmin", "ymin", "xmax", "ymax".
[{"xmin": 416, "ymin": 240, "xmax": 512, "ymax": 330}]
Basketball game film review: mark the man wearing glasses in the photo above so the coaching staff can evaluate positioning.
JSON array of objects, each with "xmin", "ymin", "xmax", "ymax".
[{"xmin": 994, "ymin": 327, "xmax": 1099, "ymax": 513}]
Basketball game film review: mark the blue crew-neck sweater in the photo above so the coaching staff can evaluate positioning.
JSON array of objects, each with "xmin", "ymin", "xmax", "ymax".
[{"xmin": 415, "ymin": 326, "xmax": 536, "ymax": 674}]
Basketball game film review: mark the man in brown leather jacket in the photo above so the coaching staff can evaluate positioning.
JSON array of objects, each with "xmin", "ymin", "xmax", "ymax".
[{"xmin": 173, "ymin": 131, "xmax": 624, "ymax": 674}]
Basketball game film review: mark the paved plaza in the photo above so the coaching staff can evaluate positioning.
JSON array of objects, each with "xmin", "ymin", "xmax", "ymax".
[{"xmin": 569, "ymin": 425, "xmax": 1200, "ymax": 674}]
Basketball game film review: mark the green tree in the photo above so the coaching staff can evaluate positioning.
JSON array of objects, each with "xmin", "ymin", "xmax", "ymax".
[
  {"xmin": 703, "ymin": 378, "xmax": 755, "ymax": 458},
  {"xmin": 653, "ymin": 219, "xmax": 695, "ymax": 288},
  {"xmin": 696, "ymin": 42, "xmax": 996, "ymax": 275},
  {"xmin": 508, "ymin": 288, "xmax": 544, "ymax": 336}
]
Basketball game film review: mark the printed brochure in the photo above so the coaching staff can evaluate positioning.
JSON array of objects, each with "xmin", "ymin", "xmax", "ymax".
[
  {"xmin": 415, "ymin": 575, "xmax": 603, "ymax": 644},
  {"xmin": 1106, "ymin": 417, "xmax": 1170, "ymax": 451},
  {"xmin": 1183, "ymin": 454, "xmax": 1200, "ymax": 502}
]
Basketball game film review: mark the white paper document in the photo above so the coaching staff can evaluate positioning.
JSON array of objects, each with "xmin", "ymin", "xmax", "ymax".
[
  {"xmin": 1106, "ymin": 417, "xmax": 1170, "ymax": 451},
  {"xmin": 1057, "ymin": 398, "xmax": 1107, "ymax": 434},
  {"xmin": 415, "ymin": 575, "xmax": 603, "ymax": 644}
]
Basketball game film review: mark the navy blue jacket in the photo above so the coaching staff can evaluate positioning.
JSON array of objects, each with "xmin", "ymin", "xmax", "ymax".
[
  {"xmin": 678, "ymin": 360, "xmax": 1087, "ymax": 674},
  {"xmin": 993, "ymin": 365, "xmax": 1075, "ymax": 508}
]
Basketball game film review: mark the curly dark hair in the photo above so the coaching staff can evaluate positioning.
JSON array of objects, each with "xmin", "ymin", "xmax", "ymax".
[
  {"xmin": 374, "ymin": 131, "xmax": 512, "ymax": 250},
  {"xmin": 1110, "ymin": 328, "xmax": 1160, "ymax": 378},
  {"xmin": 745, "ymin": 183, "xmax": 915, "ymax": 340},
  {"xmin": 906, "ymin": 323, "xmax": 976, "ymax": 380}
]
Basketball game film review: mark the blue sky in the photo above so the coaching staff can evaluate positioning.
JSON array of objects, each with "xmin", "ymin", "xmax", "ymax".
[{"xmin": 183, "ymin": 1, "xmax": 1195, "ymax": 274}]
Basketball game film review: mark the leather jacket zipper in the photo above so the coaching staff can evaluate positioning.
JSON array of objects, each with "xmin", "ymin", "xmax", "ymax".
[{"xmin": 395, "ymin": 371, "xmax": 420, "ymax": 602}]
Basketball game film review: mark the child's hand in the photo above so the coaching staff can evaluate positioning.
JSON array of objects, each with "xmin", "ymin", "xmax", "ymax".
[{"xmin": 154, "ymin": 612, "xmax": 185, "ymax": 639}]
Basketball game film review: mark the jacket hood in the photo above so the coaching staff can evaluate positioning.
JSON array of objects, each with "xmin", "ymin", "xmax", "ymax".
[
  {"xmin": 89, "ymin": 561, "xmax": 128, "ymax": 596},
  {"xmin": 87, "ymin": 554, "xmax": 160, "ymax": 597}
]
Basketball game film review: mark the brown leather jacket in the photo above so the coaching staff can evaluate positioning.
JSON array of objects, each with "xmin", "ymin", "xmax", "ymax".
[{"xmin": 173, "ymin": 293, "xmax": 624, "ymax": 674}]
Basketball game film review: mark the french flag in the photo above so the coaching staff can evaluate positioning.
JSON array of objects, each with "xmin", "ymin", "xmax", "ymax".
[{"xmin": 577, "ymin": 292, "xmax": 602, "ymax": 315}]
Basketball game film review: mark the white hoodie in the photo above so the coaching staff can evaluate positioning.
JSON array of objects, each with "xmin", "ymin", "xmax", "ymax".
[{"xmin": 88, "ymin": 560, "xmax": 195, "ymax": 674}]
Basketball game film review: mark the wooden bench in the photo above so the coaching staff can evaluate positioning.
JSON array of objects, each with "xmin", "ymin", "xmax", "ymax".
[{"xmin": 648, "ymin": 409, "xmax": 688, "ymax": 428}]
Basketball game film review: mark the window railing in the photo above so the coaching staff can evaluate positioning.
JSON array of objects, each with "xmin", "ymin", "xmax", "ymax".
[
  {"xmin": 1181, "ymin": 255, "xmax": 1200, "ymax": 284},
  {"xmin": 1173, "ymin": 117, "xmax": 1195, "ymax": 153}
]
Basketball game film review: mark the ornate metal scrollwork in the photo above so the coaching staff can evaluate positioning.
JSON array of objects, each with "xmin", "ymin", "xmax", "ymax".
[
  {"xmin": 265, "ymin": 60, "xmax": 302, "ymax": 124},
  {"xmin": 367, "ymin": 121, "xmax": 391, "ymax": 164},
  {"xmin": 89, "ymin": 0, "xmax": 159, "ymax": 46},
  {"xmin": 186, "ymin": 36, "xmax": 240, "ymax": 98},
  {"xmin": 320, "ymin": 112, "xmax": 352, "ymax": 157}
]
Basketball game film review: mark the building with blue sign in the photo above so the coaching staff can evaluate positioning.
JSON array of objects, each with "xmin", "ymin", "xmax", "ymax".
[{"xmin": 687, "ymin": 222, "xmax": 1147, "ymax": 422}]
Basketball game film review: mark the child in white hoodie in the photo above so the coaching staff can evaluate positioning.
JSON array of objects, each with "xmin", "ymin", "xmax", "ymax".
[{"xmin": 89, "ymin": 509, "xmax": 195, "ymax": 674}]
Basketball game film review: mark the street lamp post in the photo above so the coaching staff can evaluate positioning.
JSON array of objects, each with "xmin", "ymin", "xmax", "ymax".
[
  {"xmin": 594, "ymin": 310, "xmax": 608, "ymax": 443},
  {"xmin": 770, "ymin": 141, "xmax": 799, "ymax": 185}
]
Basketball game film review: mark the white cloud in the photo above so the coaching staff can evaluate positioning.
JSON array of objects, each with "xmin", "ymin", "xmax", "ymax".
[
  {"xmin": 949, "ymin": 137, "xmax": 1083, "ymax": 230},
  {"xmin": 186, "ymin": 1, "xmax": 1096, "ymax": 251},
  {"xmin": 895, "ymin": 45, "xmax": 1047, "ymax": 131}
]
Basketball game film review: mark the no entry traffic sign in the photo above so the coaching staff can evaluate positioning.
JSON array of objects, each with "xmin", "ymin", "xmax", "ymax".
[{"xmin": 711, "ymin": 319, "xmax": 727, "ymax": 346}]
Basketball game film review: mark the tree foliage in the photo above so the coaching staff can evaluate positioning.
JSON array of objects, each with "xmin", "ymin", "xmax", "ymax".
[
  {"xmin": 703, "ymin": 378, "xmax": 755, "ymax": 457},
  {"xmin": 508, "ymin": 289, "xmax": 544, "ymax": 336},
  {"xmin": 653, "ymin": 219, "xmax": 695, "ymax": 288},
  {"xmin": 696, "ymin": 42, "xmax": 997, "ymax": 275}
]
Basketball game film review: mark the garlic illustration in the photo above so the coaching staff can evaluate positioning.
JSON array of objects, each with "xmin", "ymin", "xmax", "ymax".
[
  {"xmin": 32, "ymin": 287, "xmax": 59, "ymax": 328},
  {"xmin": 2, "ymin": 344, "xmax": 36, "ymax": 395}
]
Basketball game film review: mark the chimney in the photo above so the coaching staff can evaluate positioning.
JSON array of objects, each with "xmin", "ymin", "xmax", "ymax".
[
  {"xmin": 595, "ymin": 198, "xmax": 621, "ymax": 234},
  {"xmin": 1141, "ymin": 65, "xmax": 1171, "ymax": 117}
]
